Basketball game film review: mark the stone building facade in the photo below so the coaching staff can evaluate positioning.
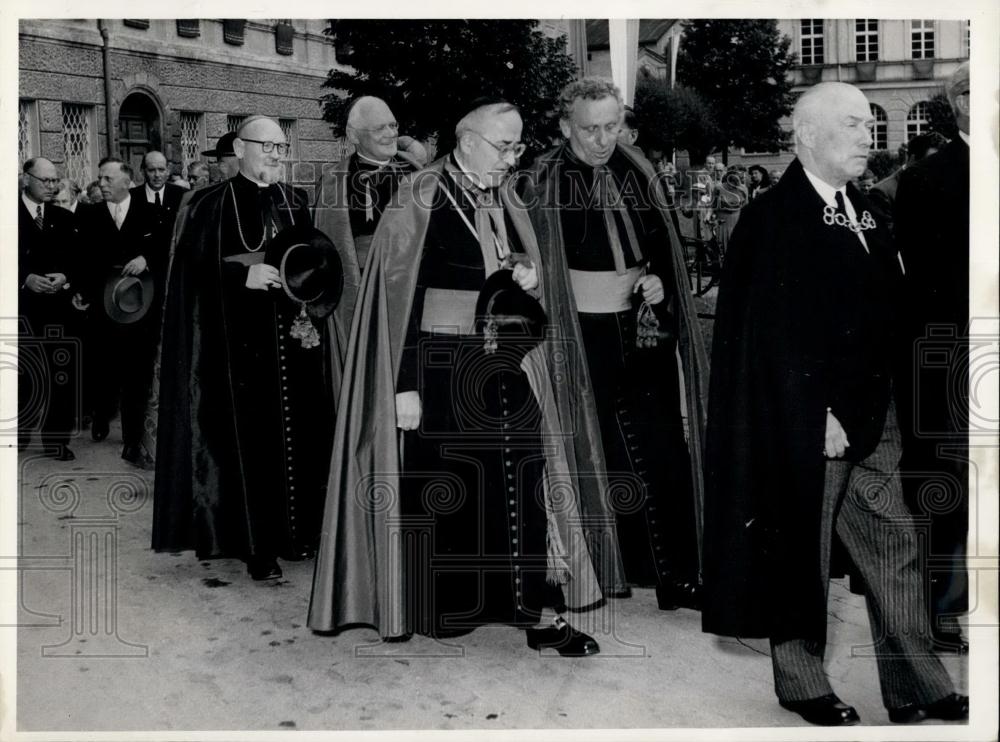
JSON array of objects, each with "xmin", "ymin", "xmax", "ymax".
[{"xmin": 18, "ymin": 19, "xmax": 345, "ymax": 197}]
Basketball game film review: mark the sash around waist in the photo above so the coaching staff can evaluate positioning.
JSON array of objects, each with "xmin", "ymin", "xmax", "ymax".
[
  {"xmin": 570, "ymin": 267, "xmax": 641, "ymax": 313},
  {"xmin": 420, "ymin": 288, "xmax": 479, "ymax": 335}
]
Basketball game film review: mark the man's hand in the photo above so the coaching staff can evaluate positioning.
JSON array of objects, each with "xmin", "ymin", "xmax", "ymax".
[
  {"xmin": 824, "ymin": 409, "xmax": 850, "ymax": 458},
  {"xmin": 71, "ymin": 293, "xmax": 90, "ymax": 311},
  {"xmin": 396, "ymin": 391, "xmax": 421, "ymax": 431},
  {"xmin": 122, "ymin": 256, "xmax": 148, "ymax": 276},
  {"xmin": 633, "ymin": 274, "xmax": 665, "ymax": 305},
  {"xmin": 511, "ymin": 260, "xmax": 538, "ymax": 292},
  {"xmin": 24, "ymin": 273, "xmax": 58, "ymax": 294},
  {"xmin": 45, "ymin": 272, "xmax": 68, "ymax": 291},
  {"xmin": 246, "ymin": 263, "xmax": 281, "ymax": 291}
]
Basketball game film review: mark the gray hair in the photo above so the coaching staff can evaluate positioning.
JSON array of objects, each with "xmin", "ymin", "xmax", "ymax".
[{"xmin": 558, "ymin": 78, "xmax": 623, "ymax": 120}]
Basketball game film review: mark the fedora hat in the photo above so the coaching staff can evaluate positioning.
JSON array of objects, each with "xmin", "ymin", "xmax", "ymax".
[
  {"xmin": 102, "ymin": 270, "xmax": 154, "ymax": 324},
  {"xmin": 474, "ymin": 269, "xmax": 547, "ymax": 359},
  {"xmin": 265, "ymin": 225, "xmax": 344, "ymax": 321},
  {"xmin": 202, "ymin": 131, "xmax": 238, "ymax": 159}
]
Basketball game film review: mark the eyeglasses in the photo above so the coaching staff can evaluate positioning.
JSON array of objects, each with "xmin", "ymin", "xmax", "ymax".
[
  {"xmin": 240, "ymin": 138, "xmax": 291, "ymax": 156},
  {"xmin": 349, "ymin": 122, "xmax": 399, "ymax": 135},
  {"xmin": 469, "ymin": 131, "xmax": 526, "ymax": 159},
  {"xmin": 26, "ymin": 172, "xmax": 61, "ymax": 187}
]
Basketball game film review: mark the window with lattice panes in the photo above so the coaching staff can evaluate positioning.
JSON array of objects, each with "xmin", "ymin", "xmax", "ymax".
[
  {"xmin": 19, "ymin": 100, "xmax": 38, "ymax": 166},
  {"xmin": 179, "ymin": 112, "xmax": 204, "ymax": 170},
  {"xmin": 800, "ymin": 19, "xmax": 824, "ymax": 65},
  {"xmin": 227, "ymin": 115, "xmax": 247, "ymax": 133},
  {"xmin": 870, "ymin": 104, "xmax": 888, "ymax": 151},
  {"xmin": 911, "ymin": 20, "xmax": 935, "ymax": 60},
  {"xmin": 61, "ymin": 103, "xmax": 95, "ymax": 188},
  {"xmin": 856, "ymin": 19, "xmax": 879, "ymax": 62},
  {"xmin": 906, "ymin": 101, "xmax": 931, "ymax": 140},
  {"xmin": 279, "ymin": 119, "xmax": 297, "ymax": 160}
]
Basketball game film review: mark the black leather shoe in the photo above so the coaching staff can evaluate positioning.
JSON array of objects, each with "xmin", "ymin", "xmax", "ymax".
[
  {"xmin": 932, "ymin": 629, "xmax": 969, "ymax": 654},
  {"xmin": 656, "ymin": 579, "xmax": 702, "ymax": 611},
  {"xmin": 888, "ymin": 693, "xmax": 969, "ymax": 724},
  {"xmin": 247, "ymin": 557, "xmax": 282, "ymax": 581},
  {"xmin": 526, "ymin": 618, "xmax": 600, "ymax": 657},
  {"xmin": 121, "ymin": 445, "xmax": 153, "ymax": 470},
  {"xmin": 91, "ymin": 418, "xmax": 109, "ymax": 442},
  {"xmin": 779, "ymin": 694, "xmax": 861, "ymax": 726},
  {"xmin": 51, "ymin": 446, "xmax": 76, "ymax": 462}
]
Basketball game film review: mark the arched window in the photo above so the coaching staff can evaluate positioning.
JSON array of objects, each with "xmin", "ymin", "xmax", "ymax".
[
  {"xmin": 906, "ymin": 101, "xmax": 931, "ymax": 141},
  {"xmin": 870, "ymin": 104, "xmax": 888, "ymax": 150}
]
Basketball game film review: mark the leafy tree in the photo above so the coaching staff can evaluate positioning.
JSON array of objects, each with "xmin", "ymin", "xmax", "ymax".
[
  {"xmin": 866, "ymin": 150, "xmax": 901, "ymax": 181},
  {"xmin": 676, "ymin": 19, "xmax": 796, "ymax": 160},
  {"xmin": 633, "ymin": 74, "xmax": 720, "ymax": 166},
  {"xmin": 923, "ymin": 92, "xmax": 959, "ymax": 141},
  {"xmin": 320, "ymin": 20, "xmax": 577, "ymax": 156}
]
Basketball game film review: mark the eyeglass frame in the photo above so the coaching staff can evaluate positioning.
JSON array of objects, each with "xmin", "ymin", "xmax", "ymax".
[
  {"xmin": 467, "ymin": 130, "xmax": 526, "ymax": 159},
  {"xmin": 25, "ymin": 172, "xmax": 62, "ymax": 188},
  {"xmin": 348, "ymin": 122, "xmax": 400, "ymax": 135},
  {"xmin": 239, "ymin": 138, "xmax": 291, "ymax": 156}
]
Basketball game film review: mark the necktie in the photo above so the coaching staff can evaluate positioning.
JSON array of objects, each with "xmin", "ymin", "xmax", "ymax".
[
  {"xmin": 595, "ymin": 166, "xmax": 643, "ymax": 275},
  {"xmin": 114, "ymin": 202, "xmax": 123, "ymax": 229},
  {"xmin": 154, "ymin": 191, "xmax": 161, "ymax": 208},
  {"xmin": 35, "ymin": 204, "xmax": 44, "ymax": 231},
  {"xmin": 835, "ymin": 191, "xmax": 869, "ymax": 254}
]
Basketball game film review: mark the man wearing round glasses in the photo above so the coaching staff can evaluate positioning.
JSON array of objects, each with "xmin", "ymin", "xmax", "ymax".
[
  {"xmin": 154, "ymin": 115, "xmax": 337, "ymax": 584},
  {"xmin": 529, "ymin": 77, "xmax": 709, "ymax": 615}
]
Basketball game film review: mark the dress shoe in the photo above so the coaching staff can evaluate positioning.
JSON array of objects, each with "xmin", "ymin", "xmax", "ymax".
[
  {"xmin": 779, "ymin": 694, "xmax": 861, "ymax": 726},
  {"xmin": 932, "ymin": 628, "xmax": 969, "ymax": 654},
  {"xmin": 526, "ymin": 617, "xmax": 600, "ymax": 657},
  {"xmin": 91, "ymin": 418, "xmax": 109, "ymax": 442},
  {"xmin": 888, "ymin": 693, "xmax": 969, "ymax": 724},
  {"xmin": 247, "ymin": 556, "xmax": 282, "ymax": 581},
  {"xmin": 656, "ymin": 579, "xmax": 702, "ymax": 611},
  {"xmin": 121, "ymin": 445, "xmax": 154, "ymax": 470},
  {"xmin": 51, "ymin": 445, "xmax": 76, "ymax": 462}
]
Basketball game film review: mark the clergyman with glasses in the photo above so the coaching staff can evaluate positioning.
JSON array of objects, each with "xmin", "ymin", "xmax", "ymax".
[
  {"xmin": 309, "ymin": 98, "xmax": 622, "ymax": 655},
  {"xmin": 153, "ymin": 115, "xmax": 338, "ymax": 583}
]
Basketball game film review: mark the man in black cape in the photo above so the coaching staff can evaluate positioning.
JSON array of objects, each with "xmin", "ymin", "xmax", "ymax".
[{"xmin": 702, "ymin": 81, "xmax": 966, "ymax": 727}]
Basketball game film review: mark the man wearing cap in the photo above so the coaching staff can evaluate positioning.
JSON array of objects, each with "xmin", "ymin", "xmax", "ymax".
[
  {"xmin": 702, "ymin": 81, "xmax": 966, "ymax": 726},
  {"xmin": 202, "ymin": 131, "xmax": 240, "ymax": 182},
  {"xmin": 154, "ymin": 115, "xmax": 342, "ymax": 583},
  {"xmin": 527, "ymin": 78, "xmax": 709, "ymax": 612},
  {"xmin": 78, "ymin": 156, "xmax": 159, "ymax": 468},
  {"xmin": 18, "ymin": 157, "xmax": 83, "ymax": 461},
  {"xmin": 894, "ymin": 62, "xmax": 971, "ymax": 653},
  {"xmin": 309, "ymin": 99, "xmax": 623, "ymax": 654}
]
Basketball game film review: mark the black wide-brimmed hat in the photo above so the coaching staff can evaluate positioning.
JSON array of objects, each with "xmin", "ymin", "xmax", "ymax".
[
  {"xmin": 102, "ymin": 270, "xmax": 155, "ymax": 324},
  {"xmin": 474, "ymin": 269, "xmax": 547, "ymax": 358},
  {"xmin": 202, "ymin": 132, "xmax": 238, "ymax": 159},
  {"xmin": 264, "ymin": 225, "xmax": 344, "ymax": 320}
]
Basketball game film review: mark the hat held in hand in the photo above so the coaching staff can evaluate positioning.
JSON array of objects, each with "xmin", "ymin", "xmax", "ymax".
[{"xmin": 102, "ymin": 269, "xmax": 154, "ymax": 324}]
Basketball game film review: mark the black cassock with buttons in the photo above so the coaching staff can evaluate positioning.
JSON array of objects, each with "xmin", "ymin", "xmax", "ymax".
[{"xmin": 153, "ymin": 174, "xmax": 335, "ymax": 561}]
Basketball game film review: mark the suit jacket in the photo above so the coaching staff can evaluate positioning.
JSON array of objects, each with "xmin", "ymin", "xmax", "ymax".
[
  {"xmin": 702, "ymin": 158, "xmax": 904, "ymax": 641},
  {"xmin": 18, "ymin": 198, "xmax": 80, "ymax": 330}
]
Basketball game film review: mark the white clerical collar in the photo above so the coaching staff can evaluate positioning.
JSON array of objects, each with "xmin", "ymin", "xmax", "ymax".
[
  {"xmin": 958, "ymin": 130, "xmax": 969, "ymax": 146},
  {"xmin": 22, "ymin": 192, "xmax": 44, "ymax": 216},
  {"xmin": 801, "ymin": 165, "xmax": 846, "ymax": 209},
  {"xmin": 358, "ymin": 152, "xmax": 392, "ymax": 167},
  {"xmin": 145, "ymin": 184, "xmax": 165, "ymax": 203},
  {"xmin": 451, "ymin": 153, "xmax": 488, "ymax": 191}
]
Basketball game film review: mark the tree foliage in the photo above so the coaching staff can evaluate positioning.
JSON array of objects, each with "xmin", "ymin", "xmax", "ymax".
[
  {"xmin": 320, "ymin": 20, "xmax": 578, "ymax": 156},
  {"xmin": 676, "ymin": 19, "xmax": 796, "ymax": 158},
  {"xmin": 633, "ymin": 74, "xmax": 720, "ymax": 166}
]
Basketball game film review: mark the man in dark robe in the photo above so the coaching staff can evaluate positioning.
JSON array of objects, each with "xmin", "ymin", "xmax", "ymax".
[
  {"xmin": 894, "ymin": 63, "xmax": 970, "ymax": 653},
  {"xmin": 313, "ymin": 96, "xmax": 425, "ymax": 388},
  {"xmin": 308, "ymin": 100, "xmax": 624, "ymax": 654},
  {"xmin": 702, "ymin": 81, "xmax": 966, "ymax": 727},
  {"xmin": 526, "ymin": 78, "xmax": 709, "ymax": 611},
  {"xmin": 153, "ymin": 115, "xmax": 342, "ymax": 581}
]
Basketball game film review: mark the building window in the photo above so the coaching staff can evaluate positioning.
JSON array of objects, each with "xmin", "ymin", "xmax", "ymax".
[
  {"xmin": 870, "ymin": 104, "xmax": 888, "ymax": 151},
  {"xmin": 800, "ymin": 19, "xmax": 824, "ymax": 65},
  {"xmin": 61, "ymin": 103, "xmax": 96, "ymax": 188},
  {"xmin": 279, "ymin": 119, "xmax": 297, "ymax": 160},
  {"xmin": 179, "ymin": 112, "xmax": 205, "ymax": 171},
  {"xmin": 855, "ymin": 19, "xmax": 879, "ymax": 62},
  {"xmin": 19, "ymin": 100, "xmax": 38, "ymax": 165},
  {"xmin": 911, "ymin": 20, "xmax": 935, "ymax": 60},
  {"xmin": 906, "ymin": 101, "xmax": 931, "ymax": 140},
  {"xmin": 964, "ymin": 19, "xmax": 970, "ymax": 55},
  {"xmin": 227, "ymin": 115, "xmax": 247, "ymax": 133}
]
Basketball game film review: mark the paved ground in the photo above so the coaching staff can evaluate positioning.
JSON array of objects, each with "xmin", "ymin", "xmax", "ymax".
[{"xmin": 10, "ymin": 422, "xmax": 975, "ymax": 737}]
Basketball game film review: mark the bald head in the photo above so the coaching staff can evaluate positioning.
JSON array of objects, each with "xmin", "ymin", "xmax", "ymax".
[
  {"xmin": 234, "ymin": 116, "xmax": 286, "ymax": 184},
  {"xmin": 946, "ymin": 62, "xmax": 970, "ymax": 135},
  {"xmin": 793, "ymin": 82, "xmax": 874, "ymax": 188},
  {"xmin": 347, "ymin": 96, "xmax": 399, "ymax": 161}
]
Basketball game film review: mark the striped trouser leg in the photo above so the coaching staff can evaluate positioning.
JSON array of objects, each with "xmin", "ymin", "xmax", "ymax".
[{"xmin": 835, "ymin": 406, "xmax": 955, "ymax": 709}]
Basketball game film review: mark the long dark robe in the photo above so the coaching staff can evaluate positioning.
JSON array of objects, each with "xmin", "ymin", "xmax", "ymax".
[
  {"xmin": 152, "ymin": 176, "xmax": 346, "ymax": 559},
  {"xmin": 308, "ymin": 159, "xmax": 624, "ymax": 639}
]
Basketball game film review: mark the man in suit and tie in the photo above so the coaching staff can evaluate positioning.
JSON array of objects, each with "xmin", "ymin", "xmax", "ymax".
[
  {"xmin": 894, "ymin": 62, "xmax": 971, "ymax": 653},
  {"xmin": 18, "ymin": 157, "xmax": 82, "ymax": 460},
  {"xmin": 702, "ymin": 82, "xmax": 967, "ymax": 726},
  {"xmin": 79, "ymin": 156, "xmax": 159, "ymax": 469}
]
